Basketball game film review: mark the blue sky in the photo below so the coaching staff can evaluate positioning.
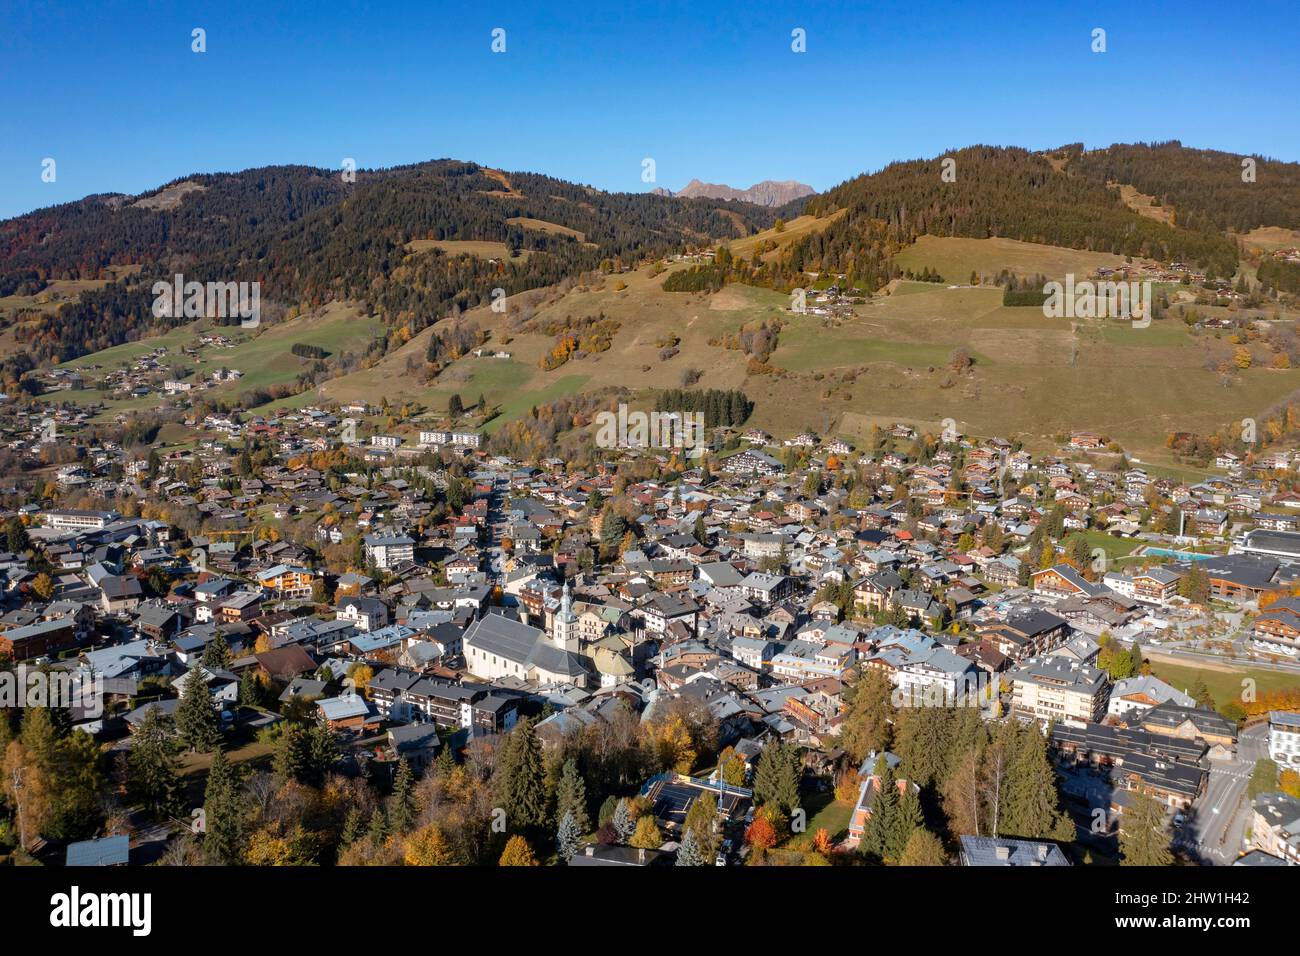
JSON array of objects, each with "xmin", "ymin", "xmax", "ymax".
[{"xmin": 2, "ymin": 0, "xmax": 1297, "ymax": 219}]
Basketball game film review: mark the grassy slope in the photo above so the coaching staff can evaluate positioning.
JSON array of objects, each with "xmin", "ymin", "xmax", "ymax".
[{"xmin": 42, "ymin": 238, "xmax": 1300, "ymax": 459}]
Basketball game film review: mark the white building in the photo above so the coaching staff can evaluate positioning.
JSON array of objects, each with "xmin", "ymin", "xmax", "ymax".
[
  {"xmin": 1269, "ymin": 711, "xmax": 1300, "ymax": 769},
  {"xmin": 363, "ymin": 533, "xmax": 415, "ymax": 570}
]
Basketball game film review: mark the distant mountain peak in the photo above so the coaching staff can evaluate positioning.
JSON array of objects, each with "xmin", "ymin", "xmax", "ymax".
[{"xmin": 662, "ymin": 178, "xmax": 816, "ymax": 207}]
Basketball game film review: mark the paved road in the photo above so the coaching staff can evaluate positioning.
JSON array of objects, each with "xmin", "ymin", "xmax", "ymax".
[{"xmin": 1176, "ymin": 723, "xmax": 1269, "ymax": 864}]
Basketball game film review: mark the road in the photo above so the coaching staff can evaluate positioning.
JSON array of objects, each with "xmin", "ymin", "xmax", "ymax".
[{"xmin": 1175, "ymin": 723, "xmax": 1269, "ymax": 864}]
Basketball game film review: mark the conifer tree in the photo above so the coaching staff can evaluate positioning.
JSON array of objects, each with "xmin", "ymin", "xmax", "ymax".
[
  {"xmin": 752, "ymin": 741, "xmax": 800, "ymax": 814},
  {"xmin": 493, "ymin": 720, "xmax": 547, "ymax": 831},
  {"xmin": 499, "ymin": 834, "xmax": 538, "ymax": 866},
  {"xmin": 176, "ymin": 667, "xmax": 221, "ymax": 753},
  {"xmin": 388, "ymin": 758, "xmax": 417, "ymax": 834},
  {"xmin": 629, "ymin": 815, "xmax": 663, "ymax": 849},
  {"xmin": 612, "ymin": 798, "xmax": 635, "ymax": 842},
  {"xmin": 555, "ymin": 759, "xmax": 590, "ymax": 834},
  {"xmin": 899, "ymin": 828, "xmax": 947, "ymax": 866},
  {"xmin": 676, "ymin": 825, "xmax": 706, "ymax": 866},
  {"xmin": 128, "ymin": 706, "xmax": 184, "ymax": 820},
  {"xmin": 860, "ymin": 756, "xmax": 900, "ymax": 863},
  {"xmin": 556, "ymin": 809, "xmax": 581, "ymax": 861},
  {"xmin": 202, "ymin": 748, "xmax": 247, "ymax": 865},
  {"xmin": 1121, "ymin": 791, "xmax": 1173, "ymax": 866},
  {"xmin": 341, "ymin": 806, "xmax": 366, "ymax": 847},
  {"xmin": 1004, "ymin": 723, "xmax": 1074, "ymax": 841}
]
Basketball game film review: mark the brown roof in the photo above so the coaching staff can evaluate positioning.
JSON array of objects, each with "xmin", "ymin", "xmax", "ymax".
[{"xmin": 254, "ymin": 644, "xmax": 318, "ymax": 681}]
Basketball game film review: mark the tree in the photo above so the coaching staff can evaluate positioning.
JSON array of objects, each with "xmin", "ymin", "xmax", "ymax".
[
  {"xmin": 405, "ymin": 823, "xmax": 456, "ymax": 866},
  {"xmin": 839, "ymin": 669, "xmax": 894, "ymax": 763},
  {"xmin": 612, "ymin": 798, "xmax": 635, "ymax": 842},
  {"xmin": 716, "ymin": 747, "xmax": 748, "ymax": 787},
  {"xmin": 891, "ymin": 784, "xmax": 924, "ymax": 859},
  {"xmin": 388, "ymin": 758, "xmax": 418, "ymax": 834},
  {"xmin": 629, "ymin": 815, "xmax": 663, "ymax": 850},
  {"xmin": 860, "ymin": 757, "xmax": 901, "ymax": 863},
  {"xmin": 556, "ymin": 809, "xmax": 582, "ymax": 861},
  {"xmin": 1003, "ymin": 722, "xmax": 1074, "ymax": 842},
  {"xmin": 176, "ymin": 667, "xmax": 221, "ymax": 753},
  {"xmin": 676, "ymin": 825, "xmax": 707, "ymax": 866},
  {"xmin": 448, "ymin": 393, "xmax": 464, "ymax": 417},
  {"xmin": 1189, "ymin": 677, "xmax": 1216, "ymax": 711},
  {"xmin": 30, "ymin": 572, "xmax": 54, "ymax": 601},
  {"xmin": 201, "ymin": 634, "xmax": 231, "ymax": 670},
  {"xmin": 943, "ymin": 745, "xmax": 985, "ymax": 838},
  {"xmin": 499, "ymin": 834, "xmax": 539, "ymax": 866},
  {"xmin": 752, "ymin": 741, "xmax": 800, "ymax": 814},
  {"xmin": 899, "ymin": 828, "xmax": 947, "ymax": 866},
  {"xmin": 555, "ymin": 759, "xmax": 590, "ymax": 833},
  {"xmin": 1247, "ymin": 758, "xmax": 1279, "ymax": 799},
  {"xmin": 128, "ymin": 706, "xmax": 184, "ymax": 820},
  {"xmin": 202, "ymin": 748, "xmax": 247, "ymax": 865},
  {"xmin": 493, "ymin": 721, "xmax": 547, "ymax": 831},
  {"xmin": 745, "ymin": 814, "xmax": 777, "ymax": 851},
  {"xmin": 1120, "ymin": 791, "xmax": 1174, "ymax": 866}
]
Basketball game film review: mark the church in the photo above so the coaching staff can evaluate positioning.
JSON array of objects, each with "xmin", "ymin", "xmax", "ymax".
[{"xmin": 462, "ymin": 582, "xmax": 592, "ymax": 688}]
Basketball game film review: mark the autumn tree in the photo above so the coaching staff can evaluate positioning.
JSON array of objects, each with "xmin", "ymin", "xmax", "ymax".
[
  {"xmin": 899, "ymin": 828, "xmax": 947, "ymax": 866},
  {"xmin": 499, "ymin": 834, "xmax": 539, "ymax": 866},
  {"xmin": 405, "ymin": 823, "xmax": 457, "ymax": 866}
]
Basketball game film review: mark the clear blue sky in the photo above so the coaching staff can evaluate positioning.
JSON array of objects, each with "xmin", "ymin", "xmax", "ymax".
[{"xmin": 2, "ymin": 0, "xmax": 1297, "ymax": 220}]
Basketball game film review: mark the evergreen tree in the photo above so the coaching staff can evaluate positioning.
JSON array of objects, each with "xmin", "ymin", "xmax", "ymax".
[
  {"xmin": 890, "ymin": 785, "xmax": 924, "ymax": 860},
  {"xmin": 340, "ymin": 806, "xmax": 366, "ymax": 847},
  {"xmin": 895, "ymin": 706, "xmax": 951, "ymax": 790},
  {"xmin": 612, "ymin": 798, "xmax": 635, "ymax": 842},
  {"xmin": 493, "ymin": 720, "xmax": 547, "ymax": 831},
  {"xmin": 676, "ymin": 825, "xmax": 706, "ymax": 866},
  {"xmin": 305, "ymin": 721, "xmax": 339, "ymax": 787},
  {"xmin": 555, "ymin": 759, "xmax": 590, "ymax": 833},
  {"xmin": 128, "ymin": 706, "xmax": 184, "ymax": 820},
  {"xmin": 556, "ymin": 809, "xmax": 581, "ymax": 861},
  {"xmin": 1120, "ymin": 791, "xmax": 1174, "ymax": 866},
  {"xmin": 202, "ymin": 748, "xmax": 247, "ymax": 865},
  {"xmin": 176, "ymin": 667, "xmax": 221, "ymax": 753},
  {"xmin": 860, "ymin": 756, "xmax": 900, "ymax": 863},
  {"xmin": 366, "ymin": 806, "xmax": 390, "ymax": 846},
  {"xmin": 238, "ymin": 670, "xmax": 263, "ymax": 707},
  {"xmin": 752, "ymin": 741, "xmax": 800, "ymax": 814},
  {"xmin": 388, "ymin": 758, "xmax": 417, "ymax": 834},
  {"xmin": 201, "ymin": 634, "xmax": 231, "ymax": 670},
  {"xmin": 1004, "ymin": 723, "xmax": 1074, "ymax": 841}
]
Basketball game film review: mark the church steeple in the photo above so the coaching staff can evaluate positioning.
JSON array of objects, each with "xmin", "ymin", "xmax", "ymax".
[{"xmin": 554, "ymin": 580, "xmax": 579, "ymax": 652}]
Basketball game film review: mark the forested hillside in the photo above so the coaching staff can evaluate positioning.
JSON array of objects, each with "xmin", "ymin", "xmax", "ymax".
[
  {"xmin": 760, "ymin": 146, "xmax": 1243, "ymax": 291},
  {"xmin": 1, "ymin": 161, "xmax": 775, "ymax": 363},
  {"xmin": 1064, "ymin": 140, "xmax": 1300, "ymax": 234}
]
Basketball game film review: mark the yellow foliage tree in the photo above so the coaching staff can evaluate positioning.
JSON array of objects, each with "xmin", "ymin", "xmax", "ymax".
[
  {"xmin": 404, "ymin": 823, "xmax": 456, "ymax": 866},
  {"xmin": 499, "ymin": 835, "xmax": 538, "ymax": 866},
  {"xmin": 629, "ymin": 815, "xmax": 663, "ymax": 850}
]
